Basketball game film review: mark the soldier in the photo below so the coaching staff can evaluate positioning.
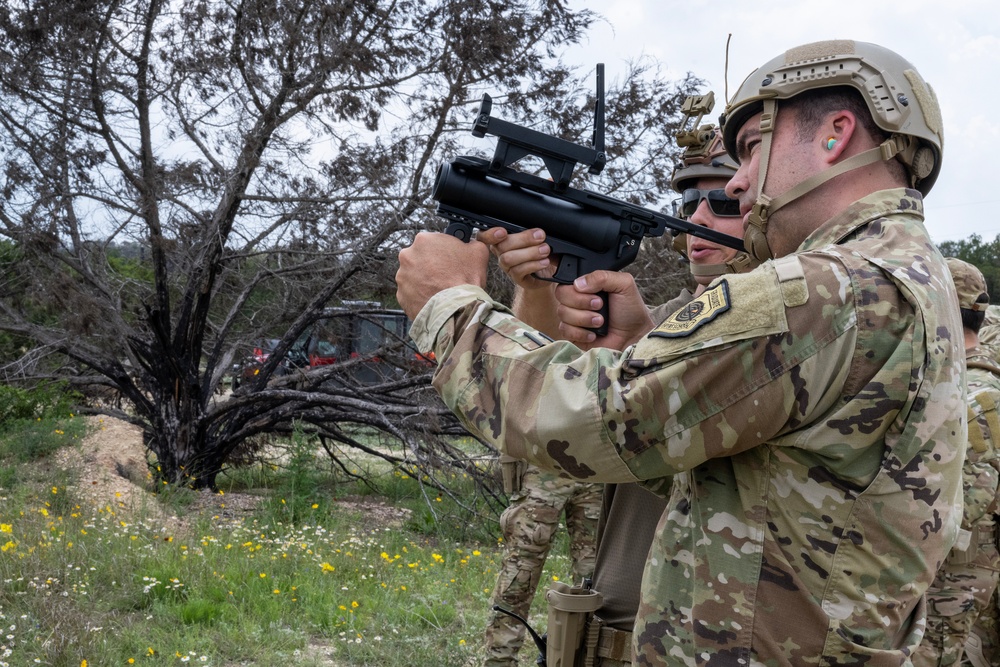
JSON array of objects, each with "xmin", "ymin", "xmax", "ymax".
[
  {"xmin": 912, "ymin": 258, "xmax": 1000, "ymax": 667},
  {"xmin": 479, "ymin": 113, "xmax": 754, "ymax": 667},
  {"xmin": 963, "ymin": 300, "xmax": 999, "ymax": 667},
  {"xmin": 484, "ymin": 463, "xmax": 601, "ymax": 667},
  {"xmin": 980, "ymin": 305, "xmax": 1000, "ymax": 361},
  {"xmin": 397, "ymin": 39, "xmax": 963, "ymax": 664}
]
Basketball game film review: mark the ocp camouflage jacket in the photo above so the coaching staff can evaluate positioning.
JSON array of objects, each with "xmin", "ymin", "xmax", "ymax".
[{"xmin": 410, "ymin": 189, "xmax": 966, "ymax": 666}]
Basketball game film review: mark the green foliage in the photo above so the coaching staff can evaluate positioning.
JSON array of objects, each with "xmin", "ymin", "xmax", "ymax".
[
  {"xmin": 0, "ymin": 382, "xmax": 79, "ymax": 426},
  {"xmin": 938, "ymin": 233, "xmax": 1000, "ymax": 303},
  {"xmin": 154, "ymin": 483, "xmax": 201, "ymax": 513},
  {"xmin": 0, "ymin": 384, "xmax": 88, "ymax": 464},
  {"xmin": 0, "ymin": 439, "xmax": 518, "ymax": 666},
  {"xmin": 180, "ymin": 599, "xmax": 224, "ymax": 625},
  {"xmin": 141, "ymin": 568, "xmax": 190, "ymax": 603},
  {"xmin": 0, "ymin": 417, "xmax": 88, "ymax": 463},
  {"xmin": 0, "ymin": 464, "xmax": 15, "ymax": 488},
  {"xmin": 262, "ymin": 424, "xmax": 338, "ymax": 524},
  {"xmin": 0, "ymin": 385, "xmax": 47, "ymax": 424},
  {"xmin": 0, "ymin": 239, "xmax": 18, "ymax": 264},
  {"xmin": 397, "ymin": 475, "xmax": 500, "ymax": 545},
  {"xmin": 107, "ymin": 246, "xmax": 155, "ymax": 285}
]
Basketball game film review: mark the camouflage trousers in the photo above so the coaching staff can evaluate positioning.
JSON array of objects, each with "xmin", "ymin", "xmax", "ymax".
[
  {"xmin": 483, "ymin": 466, "xmax": 602, "ymax": 667},
  {"xmin": 913, "ymin": 535, "xmax": 1000, "ymax": 667}
]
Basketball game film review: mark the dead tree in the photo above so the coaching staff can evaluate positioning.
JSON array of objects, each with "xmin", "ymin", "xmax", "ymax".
[{"xmin": 0, "ymin": 0, "xmax": 698, "ymax": 511}]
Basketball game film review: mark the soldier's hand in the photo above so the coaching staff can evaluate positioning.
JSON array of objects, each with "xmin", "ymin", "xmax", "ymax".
[
  {"xmin": 480, "ymin": 227, "xmax": 566, "ymax": 337},
  {"xmin": 554, "ymin": 271, "xmax": 654, "ymax": 351},
  {"xmin": 480, "ymin": 227, "xmax": 558, "ymax": 290},
  {"xmin": 396, "ymin": 232, "xmax": 489, "ymax": 320}
]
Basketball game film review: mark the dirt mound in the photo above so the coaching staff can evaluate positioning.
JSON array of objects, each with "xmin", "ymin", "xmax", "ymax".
[
  {"xmin": 54, "ymin": 415, "xmax": 407, "ymax": 533},
  {"xmin": 54, "ymin": 416, "xmax": 153, "ymax": 508},
  {"xmin": 53, "ymin": 416, "xmax": 263, "ymax": 532}
]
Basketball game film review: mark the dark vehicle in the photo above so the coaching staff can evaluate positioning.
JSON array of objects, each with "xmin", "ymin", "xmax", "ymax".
[
  {"xmin": 303, "ymin": 305, "xmax": 432, "ymax": 385},
  {"xmin": 231, "ymin": 304, "xmax": 432, "ymax": 390},
  {"xmin": 231, "ymin": 339, "xmax": 277, "ymax": 389},
  {"xmin": 231, "ymin": 338, "xmax": 309, "ymax": 389}
]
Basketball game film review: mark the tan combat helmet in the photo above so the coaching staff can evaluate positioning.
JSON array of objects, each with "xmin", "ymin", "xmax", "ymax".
[
  {"xmin": 720, "ymin": 39, "xmax": 945, "ymax": 262},
  {"xmin": 946, "ymin": 257, "xmax": 989, "ymax": 315},
  {"xmin": 670, "ymin": 92, "xmax": 755, "ymax": 282}
]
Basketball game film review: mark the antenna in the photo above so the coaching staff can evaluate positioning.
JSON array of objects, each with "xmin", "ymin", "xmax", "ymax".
[
  {"xmin": 590, "ymin": 63, "xmax": 606, "ymax": 173},
  {"xmin": 724, "ymin": 33, "xmax": 732, "ymax": 103}
]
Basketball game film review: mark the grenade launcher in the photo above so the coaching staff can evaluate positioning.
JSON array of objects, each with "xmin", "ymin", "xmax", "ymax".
[{"xmin": 430, "ymin": 64, "xmax": 745, "ymax": 335}]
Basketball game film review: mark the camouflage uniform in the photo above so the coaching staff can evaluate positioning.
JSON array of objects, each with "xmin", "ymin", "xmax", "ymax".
[
  {"xmin": 580, "ymin": 295, "xmax": 692, "ymax": 667},
  {"xmin": 955, "ymin": 347, "xmax": 1000, "ymax": 667},
  {"xmin": 968, "ymin": 591, "xmax": 1000, "ymax": 667},
  {"xmin": 914, "ymin": 260, "xmax": 1000, "ymax": 667},
  {"xmin": 485, "ymin": 463, "xmax": 601, "ymax": 666},
  {"xmin": 967, "ymin": 307, "xmax": 1000, "ymax": 665},
  {"xmin": 963, "ymin": 308, "xmax": 1000, "ymax": 667},
  {"xmin": 979, "ymin": 305, "xmax": 1000, "ymax": 362},
  {"xmin": 410, "ymin": 189, "xmax": 966, "ymax": 664}
]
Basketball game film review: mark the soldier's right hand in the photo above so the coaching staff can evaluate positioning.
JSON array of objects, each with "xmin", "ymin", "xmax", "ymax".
[{"xmin": 554, "ymin": 271, "xmax": 654, "ymax": 351}]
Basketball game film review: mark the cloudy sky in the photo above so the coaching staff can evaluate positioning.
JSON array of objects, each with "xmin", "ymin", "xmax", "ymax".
[{"xmin": 565, "ymin": 0, "xmax": 999, "ymax": 244}]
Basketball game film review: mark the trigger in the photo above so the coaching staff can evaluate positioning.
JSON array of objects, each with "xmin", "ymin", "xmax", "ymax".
[{"xmin": 551, "ymin": 255, "xmax": 577, "ymax": 285}]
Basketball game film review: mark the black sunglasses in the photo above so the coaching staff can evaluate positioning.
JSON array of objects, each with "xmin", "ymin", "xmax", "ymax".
[{"xmin": 679, "ymin": 188, "xmax": 741, "ymax": 218}]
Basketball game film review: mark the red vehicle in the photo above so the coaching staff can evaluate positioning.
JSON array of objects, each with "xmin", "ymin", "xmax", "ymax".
[
  {"xmin": 232, "ymin": 305, "xmax": 432, "ymax": 389},
  {"xmin": 302, "ymin": 305, "xmax": 433, "ymax": 383},
  {"xmin": 232, "ymin": 338, "xmax": 310, "ymax": 389},
  {"xmin": 307, "ymin": 339, "xmax": 339, "ymax": 367}
]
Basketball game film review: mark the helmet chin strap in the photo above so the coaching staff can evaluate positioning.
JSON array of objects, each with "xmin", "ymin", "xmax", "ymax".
[
  {"xmin": 744, "ymin": 99, "xmax": 911, "ymax": 262},
  {"xmin": 742, "ymin": 99, "xmax": 778, "ymax": 262},
  {"xmin": 674, "ymin": 231, "xmax": 758, "ymax": 284},
  {"xmin": 690, "ymin": 253, "xmax": 757, "ymax": 283}
]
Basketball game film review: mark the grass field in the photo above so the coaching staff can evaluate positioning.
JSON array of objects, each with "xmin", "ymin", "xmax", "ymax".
[{"xmin": 0, "ymin": 414, "xmax": 570, "ymax": 666}]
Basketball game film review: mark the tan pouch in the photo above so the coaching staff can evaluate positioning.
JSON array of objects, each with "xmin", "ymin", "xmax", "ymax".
[
  {"xmin": 544, "ymin": 581, "xmax": 603, "ymax": 667},
  {"xmin": 500, "ymin": 454, "xmax": 527, "ymax": 494}
]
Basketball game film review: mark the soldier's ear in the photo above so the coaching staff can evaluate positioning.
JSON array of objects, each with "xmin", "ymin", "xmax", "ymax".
[{"xmin": 820, "ymin": 110, "xmax": 858, "ymax": 163}]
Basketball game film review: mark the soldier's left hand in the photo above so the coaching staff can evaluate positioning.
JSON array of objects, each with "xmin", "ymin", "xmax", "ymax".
[{"xmin": 396, "ymin": 232, "xmax": 490, "ymax": 319}]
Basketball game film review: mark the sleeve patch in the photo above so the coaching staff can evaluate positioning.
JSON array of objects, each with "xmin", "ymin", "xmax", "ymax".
[
  {"xmin": 649, "ymin": 280, "xmax": 731, "ymax": 339},
  {"xmin": 968, "ymin": 387, "xmax": 1000, "ymax": 454}
]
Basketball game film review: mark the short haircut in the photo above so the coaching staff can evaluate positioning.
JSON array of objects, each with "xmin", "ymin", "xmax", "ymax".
[
  {"xmin": 962, "ymin": 294, "xmax": 990, "ymax": 333},
  {"xmin": 781, "ymin": 87, "xmax": 907, "ymax": 183}
]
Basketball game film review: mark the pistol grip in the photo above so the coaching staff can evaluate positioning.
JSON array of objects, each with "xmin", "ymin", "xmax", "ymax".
[{"xmin": 592, "ymin": 290, "xmax": 609, "ymax": 337}]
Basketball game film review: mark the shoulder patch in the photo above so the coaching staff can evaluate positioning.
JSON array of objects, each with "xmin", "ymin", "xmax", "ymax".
[
  {"xmin": 649, "ymin": 280, "xmax": 731, "ymax": 339},
  {"xmin": 968, "ymin": 387, "xmax": 1000, "ymax": 454}
]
